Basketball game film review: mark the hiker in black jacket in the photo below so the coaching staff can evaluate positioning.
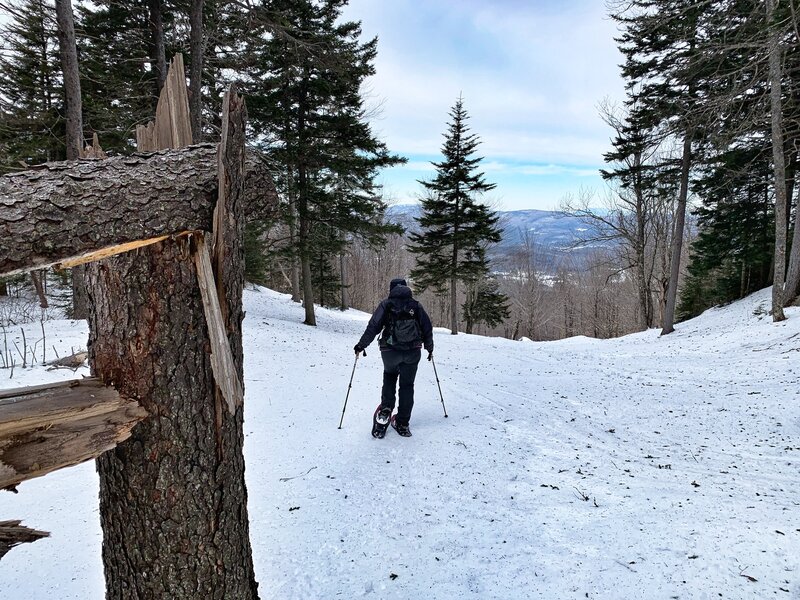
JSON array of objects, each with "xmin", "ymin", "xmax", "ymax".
[{"xmin": 354, "ymin": 278, "xmax": 434, "ymax": 437}]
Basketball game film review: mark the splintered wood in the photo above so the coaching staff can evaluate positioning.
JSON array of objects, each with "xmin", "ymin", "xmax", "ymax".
[
  {"xmin": 0, "ymin": 521, "xmax": 49, "ymax": 560},
  {"xmin": 135, "ymin": 54, "xmax": 193, "ymax": 151},
  {"xmin": 193, "ymin": 234, "xmax": 243, "ymax": 413},
  {"xmin": 0, "ymin": 378, "xmax": 147, "ymax": 490}
]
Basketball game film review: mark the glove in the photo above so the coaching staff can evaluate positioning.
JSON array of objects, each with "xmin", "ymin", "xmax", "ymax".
[
  {"xmin": 427, "ymin": 351, "xmax": 433, "ymax": 362},
  {"xmin": 354, "ymin": 344, "xmax": 364, "ymax": 355}
]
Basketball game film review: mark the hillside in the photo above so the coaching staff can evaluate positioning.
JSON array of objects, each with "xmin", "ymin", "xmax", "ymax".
[{"xmin": 1, "ymin": 287, "xmax": 798, "ymax": 599}]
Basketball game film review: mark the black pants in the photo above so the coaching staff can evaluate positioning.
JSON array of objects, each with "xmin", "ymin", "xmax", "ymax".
[{"xmin": 380, "ymin": 348, "xmax": 421, "ymax": 426}]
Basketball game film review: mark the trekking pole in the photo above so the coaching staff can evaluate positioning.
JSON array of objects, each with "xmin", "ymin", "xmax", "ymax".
[
  {"xmin": 338, "ymin": 350, "xmax": 365, "ymax": 429},
  {"xmin": 431, "ymin": 356, "xmax": 448, "ymax": 418}
]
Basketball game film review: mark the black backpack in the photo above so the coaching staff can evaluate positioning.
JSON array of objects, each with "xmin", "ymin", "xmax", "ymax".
[{"xmin": 383, "ymin": 300, "xmax": 422, "ymax": 349}]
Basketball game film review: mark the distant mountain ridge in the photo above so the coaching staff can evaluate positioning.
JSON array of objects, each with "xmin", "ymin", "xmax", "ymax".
[{"xmin": 386, "ymin": 204, "xmax": 610, "ymax": 269}]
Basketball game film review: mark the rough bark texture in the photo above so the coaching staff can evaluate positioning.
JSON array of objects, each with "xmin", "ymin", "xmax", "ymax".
[
  {"xmin": 0, "ymin": 521, "xmax": 49, "ymax": 560},
  {"xmin": 86, "ymin": 89, "xmax": 259, "ymax": 599},
  {"xmin": 0, "ymin": 378, "xmax": 145, "ymax": 490},
  {"xmin": 0, "ymin": 145, "xmax": 275, "ymax": 276},
  {"xmin": 54, "ymin": 0, "xmax": 83, "ymax": 160}
]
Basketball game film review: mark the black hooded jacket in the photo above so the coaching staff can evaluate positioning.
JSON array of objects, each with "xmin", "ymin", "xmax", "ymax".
[{"xmin": 357, "ymin": 284, "xmax": 434, "ymax": 353}]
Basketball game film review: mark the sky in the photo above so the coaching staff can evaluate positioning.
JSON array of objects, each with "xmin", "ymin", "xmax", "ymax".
[{"xmin": 342, "ymin": 0, "xmax": 626, "ymax": 212}]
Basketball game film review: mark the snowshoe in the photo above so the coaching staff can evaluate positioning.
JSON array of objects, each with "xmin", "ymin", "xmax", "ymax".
[
  {"xmin": 391, "ymin": 416, "xmax": 412, "ymax": 437},
  {"xmin": 372, "ymin": 405, "xmax": 392, "ymax": 439}
]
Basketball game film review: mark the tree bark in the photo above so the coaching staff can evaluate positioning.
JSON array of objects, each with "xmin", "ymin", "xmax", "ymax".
[
  {"xmin": 54, "ymin": 0, "xmax": 83, "ymax": 160},
  {"xmin": 86, "ymin": 90, "xmax": 259, "ymax": 599},
  {"xmin": 148, "ymin": 0, "xmax": 167, "ymax": 95},
  {"xmin": 767, "ymin": 0, "xmax": 788, "ymax": 322},
  {"xmin": 661, "ymin": 131, "xmax": 692, "ymax": 334},
  {"xmin": 189, "ymin": 0, "xmax": 204, "ymax": 142},
  {"xmin": 0, "ymin": 145, "xmax": 275, "ymax": 276}
]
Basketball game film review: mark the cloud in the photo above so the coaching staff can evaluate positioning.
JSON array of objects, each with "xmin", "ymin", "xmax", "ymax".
[{"xmin": 343, "ymin": 0, "xmax": 624, "ymax": 209}]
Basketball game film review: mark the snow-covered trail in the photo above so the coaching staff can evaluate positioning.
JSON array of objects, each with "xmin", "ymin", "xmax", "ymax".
[
  {"xmin": 1, "ymin": 287, "xmax": 798, "ymax": 599},
  {"xmin": 244, "ymin": 288, "xmax": 799, "ymax": 600}
]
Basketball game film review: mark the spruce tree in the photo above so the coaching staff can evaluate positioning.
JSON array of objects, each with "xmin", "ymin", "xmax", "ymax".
[
  {"xmin": 0, "ymin": 0, "xmax": 65, "ymax": 171},
  {"xmin": 240, "ymin": 0, "xmax": 404, "ymax": 325},
  {"xmin": 462, "ymin": 276, "xmax": 510, "ymax": 334},
  {"xmin": 409, "ymin": 97, "xmax": 502, "ymax": 334}
]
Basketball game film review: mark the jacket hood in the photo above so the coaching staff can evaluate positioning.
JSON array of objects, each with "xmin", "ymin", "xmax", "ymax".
[
  {"xmin": 389, "ymin": 278, "xmax": 407, "ymax": 291},
  {"xmin": 388, "ymin": 284, "xmax": 412, "ymax": 300}
]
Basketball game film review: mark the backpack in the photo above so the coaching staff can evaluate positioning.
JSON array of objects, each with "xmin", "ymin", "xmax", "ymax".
[{"xmin": 383, "ymin": 300, "xmax": 422, "ymax": 349}]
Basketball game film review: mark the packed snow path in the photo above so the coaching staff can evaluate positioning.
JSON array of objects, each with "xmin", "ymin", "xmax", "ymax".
[{"xmin": 1, "ymin": 287, "xmax": 798, "ymax": 599}]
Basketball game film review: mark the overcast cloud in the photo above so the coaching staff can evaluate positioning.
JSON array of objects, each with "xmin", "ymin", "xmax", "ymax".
[{"xmin": 343, "ymin": 0, "xmax": 625, "ymax": 211}]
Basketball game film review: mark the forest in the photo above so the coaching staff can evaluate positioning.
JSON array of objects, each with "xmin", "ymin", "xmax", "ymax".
[{"xmin": 1, "ymin": 0, "xmax": 799, "ymax": 342}]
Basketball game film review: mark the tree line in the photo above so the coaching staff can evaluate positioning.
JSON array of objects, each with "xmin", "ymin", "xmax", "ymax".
[
  {"xmin": 0, "ymin": 0, "xmax": 510, "ymax": 335},
  {"xmin": 3, "ymin": 0, "xmax": 796, "ymax": 342},
  {"xmin": 585, "ymin": 0, "xmax": 800, "ymax": 333}
]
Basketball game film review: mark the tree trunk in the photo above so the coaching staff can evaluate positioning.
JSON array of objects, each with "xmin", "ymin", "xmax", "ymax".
[
  {"xmin": 54, "ymin": 0, "xmax": 86, "ymax": 315},
  {"xmin": 767, "ymin": 0, "xmax": 788, "ymax": 322},
  {"xmin": 288, "ymin": 191, "xmax": 302, "ymax": 302},
  {"xmin": 86, "ymin": 242, "xmax": 258, "ymax": 599},
  {"xmin": 0, "ymin": 280, "xmax": 6, "ymax": 296},
  {"xmin": 54, "ymin": 0, "xmax": 83, "ymax": 160},
  {"xmin": 86, "ymin": 89, "xmax": 259, "ymax": 599},
  {"xmin": 189, "ymin": 0, "xmax": 204, "ymax": 142},
  {"xmin": 0, "ymin": 145, "xmax": 274, "ymax": 276},
  {"xmin": 339, "ymin": 251, "xmax": 348, "ymax": 310},
  {"xmin": 30, "ymin": 270, "xmax": 47, "ymax": 309},
  {"xmin": 783, "ymin": 149, "xmax": 800, "ymax": 303},
  {"xmin": 149, "ymin": 0, "xmax": 167, "ymax": 94},
  {"xmin": 449, "ymin": 276, "xmax": 458, "ymax": 334},
  {"xmin": 636, "ymin": 247, "xmax": 650, "ymax": 330},
  {"xmin": 661, "ymin": 131, "xmax": 692, "ymax": 334},
  {"xmin": 301, "ymin": 251, "xmax": 316, "ymax": 325},
  {"xmin": 71, "ymin": 266, "xmax": 88, "ymax": 319}
]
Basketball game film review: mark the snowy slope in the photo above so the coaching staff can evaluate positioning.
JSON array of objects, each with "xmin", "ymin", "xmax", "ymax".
[{"xmin": 1, "ymin": 288, "xmax": 798, "ymax": 599}]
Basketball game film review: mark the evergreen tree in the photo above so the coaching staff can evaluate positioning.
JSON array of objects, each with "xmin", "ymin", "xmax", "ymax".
[
  {"xmin": 409, "ymin": 97, "xmax": 502, "ymax": 334},
  {"xmin": 240, "ymin": 0, "xmax": 404, "ymax": 326},
  {"xmin": 0, "ymin": 0, "xmax": 65, "ymax": 171},
  {"xmin": 462, "ymin": 276, "xmax": 510, "ymax": 334},
  {"xmin": 678, "ymin": 146, "xmax": 774, "ymax": 319}
]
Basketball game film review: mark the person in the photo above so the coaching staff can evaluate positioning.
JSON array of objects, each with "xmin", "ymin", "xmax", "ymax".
[{"xmin": 354, "ymin": 278, "xmax": 434, "ymax": 437}]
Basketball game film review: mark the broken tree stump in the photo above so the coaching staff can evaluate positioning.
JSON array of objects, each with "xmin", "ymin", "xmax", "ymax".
[{"xmin": 0, "ymin": 378, "xmax": 146, "ymax": 490}]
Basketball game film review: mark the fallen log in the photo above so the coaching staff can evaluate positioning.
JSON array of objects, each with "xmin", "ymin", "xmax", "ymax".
[
  {"xmin": 0, "ymin": 520, "xmax": 49, "ymax": 560},
  {"xmin": 45, "ymin": 350, "xmax": 88, "ymax": 370},
  {"xmin": 0, "ymin": 147, "xmax": 276, "ymax": 276},
  {"xmin": 0, "ymin": 378, "xmax": 147, "ymax": 490}
]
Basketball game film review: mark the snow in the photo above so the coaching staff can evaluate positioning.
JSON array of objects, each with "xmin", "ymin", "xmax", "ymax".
[{"xmin": 1, "ymin": 287, "xmax": 799, "ymax": 599}]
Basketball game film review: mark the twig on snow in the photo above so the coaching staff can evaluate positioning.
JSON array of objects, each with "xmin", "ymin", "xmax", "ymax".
[{"xmin": 279, "ymin": 466, "xmax": 317, "ymax": 482}]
